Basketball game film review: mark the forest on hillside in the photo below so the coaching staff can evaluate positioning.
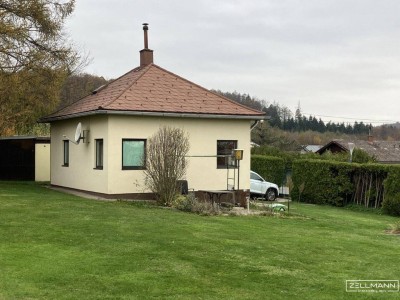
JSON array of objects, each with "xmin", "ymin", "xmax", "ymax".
[
  {"xmin": 212, "ymin": 90, "xmax": 400, "ymax": 148},
  {"xmin": 59, "ymin": 74, "xmax": 110, "ymax": 108},
  {"xmin": 213, "ymin": 90, "xmax": 371, "ymax": 135}
]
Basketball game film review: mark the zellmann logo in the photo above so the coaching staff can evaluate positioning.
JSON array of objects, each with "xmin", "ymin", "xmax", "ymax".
[{"xmin": 346, "ymin": 280, "xmax": 399, "ymax": 293}]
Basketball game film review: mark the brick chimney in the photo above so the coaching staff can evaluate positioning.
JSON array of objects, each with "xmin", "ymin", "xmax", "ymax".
[{"xmin": 140, "ymin": 23, "xmax": 153, "ymax": 67}]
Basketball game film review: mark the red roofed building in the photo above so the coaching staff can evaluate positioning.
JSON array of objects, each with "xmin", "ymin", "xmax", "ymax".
[{"xmin": 40, "ymin": 24, "xmax": 266, "ymax": 198}]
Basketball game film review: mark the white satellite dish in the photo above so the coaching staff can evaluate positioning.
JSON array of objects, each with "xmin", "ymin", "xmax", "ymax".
[
  {"xmin": 74, "ymin": 122, "xmax": 82, "ymax": 144},
  {"xmin": 63, "ymin": 122, "xmax": 88, "ymax": 145}
]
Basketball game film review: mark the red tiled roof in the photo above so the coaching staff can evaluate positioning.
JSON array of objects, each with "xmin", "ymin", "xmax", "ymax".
[{"xmin": 40, "ymin": 64, "xmax": 265, "ymax": 122}]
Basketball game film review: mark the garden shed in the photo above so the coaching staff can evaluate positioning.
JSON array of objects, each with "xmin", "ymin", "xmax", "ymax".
[{"xmin": 0, "ymin": 136, "xmax": 50, "ymax": 181}]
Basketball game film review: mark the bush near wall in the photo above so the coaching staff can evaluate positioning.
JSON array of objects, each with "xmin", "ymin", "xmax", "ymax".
[{"xmin": 251, "ymin": 155, "xmax": 285, "ymax": 186}]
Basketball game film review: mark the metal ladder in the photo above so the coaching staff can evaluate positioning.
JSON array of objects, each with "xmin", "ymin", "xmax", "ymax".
[{"xmin": 226, "ymin": 156, "xmax": 236, "ymax": 190}]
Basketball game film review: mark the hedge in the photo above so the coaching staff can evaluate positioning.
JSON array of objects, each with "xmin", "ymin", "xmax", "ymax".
[
  {"xmin": 291, "ymin": 159, "xmax": 355, "ymax": 206},
  {"xmin": 251, "ymin": 155, "xmax": 285, "ymax": 186},
  {"xmin": 253, "ymin": 154, "xmax": 400, "ymax": 216},
  {"xmin": 382, "ymin": 165, "xmax": 400, "ymax": 216}
]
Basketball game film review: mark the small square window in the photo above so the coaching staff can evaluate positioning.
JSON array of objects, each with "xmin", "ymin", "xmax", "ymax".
[
  {"xmin": 95, "ymin": 139, "xmax": 103, "ymax": 169},
  {"xmin": 217, "ymin": 140, "xmax": 237, "ymax": 169},
  {"xmin": 122, "ymin": 139, "xmax": 146, "ymax": 170}
]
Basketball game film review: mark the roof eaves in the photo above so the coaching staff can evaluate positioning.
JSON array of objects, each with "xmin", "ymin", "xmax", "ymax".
[{"xmin": 39, "ymin": 109, "xmax": 266, "ymax": 123}]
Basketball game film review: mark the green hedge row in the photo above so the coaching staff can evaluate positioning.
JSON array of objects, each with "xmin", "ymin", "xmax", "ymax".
[
  {"xmin": 251, "ymin": 155, "xmax": 285, "ymax": 186},
  {"xmin": 291, "ymin": 159, "xmax": 354, "ymax": 206},
  {"xmin": 251, "ymin": 154, "xmax": 400, "ymax": 216},
  {"xmin": 291, "ymin": 159, "xmax": 400, "ymax": 215}
]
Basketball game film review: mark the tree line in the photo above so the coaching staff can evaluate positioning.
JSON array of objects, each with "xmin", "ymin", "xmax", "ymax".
[{"xmin": 213, "ymin": 90, "xmax": 371, "ymax": 135}]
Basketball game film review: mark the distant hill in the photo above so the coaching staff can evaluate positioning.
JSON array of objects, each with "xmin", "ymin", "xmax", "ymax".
[{"xmin": 59, "ymin": 73, "xmax": 110, "ymax": 108}]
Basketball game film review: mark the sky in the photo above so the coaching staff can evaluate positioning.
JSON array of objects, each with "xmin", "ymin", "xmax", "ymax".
[{"xmin": 65, "ymin": 0, "xmax": 400, "ymax": 125}]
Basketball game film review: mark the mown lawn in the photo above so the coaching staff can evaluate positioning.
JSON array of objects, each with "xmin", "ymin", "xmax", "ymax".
[{"xmin": 0, "ymin": 182, "xmax": 399, "ymax": 299}]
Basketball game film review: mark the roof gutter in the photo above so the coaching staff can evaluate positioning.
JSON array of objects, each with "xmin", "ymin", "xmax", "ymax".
[{"xmin": 39, "ymin": 109, "xmax": 267, "ymax": 123}]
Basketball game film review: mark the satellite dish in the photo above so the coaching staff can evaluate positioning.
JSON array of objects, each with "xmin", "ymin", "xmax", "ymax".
[{"xmin": 74, "ymin": 122, "xmax": 82, "ymax": 144}]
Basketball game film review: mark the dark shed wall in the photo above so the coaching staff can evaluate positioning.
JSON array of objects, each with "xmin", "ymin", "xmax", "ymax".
[{"xmin": 0, "ymin": 139, "xmax": 35, "ymax": 180}]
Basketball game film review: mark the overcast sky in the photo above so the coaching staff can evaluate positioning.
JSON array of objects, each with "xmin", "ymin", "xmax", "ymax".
[{"xmin": 65, "ymin": 0, "xmax": 400, "ymax": 125}]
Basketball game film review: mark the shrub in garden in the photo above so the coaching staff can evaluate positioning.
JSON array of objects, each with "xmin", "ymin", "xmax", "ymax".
[
  {"xmin": 144, "ymin": 126, "xmax": 189, "ymax": 206},
  {"xmin": 172, "ymin": 194, "xmax": 194, "ymax": 212},
  {"xmin": 172, "ymin": 194, "xmax": 220, "ymax": 215},
  {"xmin": 388, "ymin": 220, "xmax": 400, "ymax": 234},
  {"xmin": 382, "ymin": 193, "xmax": 400, "ymax": 216}
]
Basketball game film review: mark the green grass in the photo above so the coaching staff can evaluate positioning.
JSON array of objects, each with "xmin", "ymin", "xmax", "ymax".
[{"xmin": 0, "ymin": 182, "xmax": 399, "ymax": 299}]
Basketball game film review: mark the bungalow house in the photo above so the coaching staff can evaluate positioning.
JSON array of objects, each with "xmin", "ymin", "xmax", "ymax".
[
  {"xmin": 317, "ymin": 138, "xmax": 400, "ymax": 164},
  {"xmin": 39, "ymin": 24, "xmax": 266, "ymax": 198}
]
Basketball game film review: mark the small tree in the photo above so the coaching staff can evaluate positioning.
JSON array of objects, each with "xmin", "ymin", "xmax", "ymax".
[{"xmin": 144, "ymin": 126, "xmax": 190, "ymax": 206}]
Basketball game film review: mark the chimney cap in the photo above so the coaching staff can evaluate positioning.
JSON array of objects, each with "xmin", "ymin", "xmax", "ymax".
[{"xmin": 140, "ymin": 23, "xmax": 153, "ymax": 66}]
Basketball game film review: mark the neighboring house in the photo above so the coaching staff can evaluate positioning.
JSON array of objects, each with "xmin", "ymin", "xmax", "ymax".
[
  {"xmin": 300, "ymin": 145, "xmax": 322, "ymax": 154},
  {"xmin": 39, "ymin": 24, "xmax": 266, "ymax": 198},
  {"xmin": 0, "ymin": 136, "xmax": 50, "ymax": 181},
  {"xmin": 317, "ymin": 138, "xmax": 400, "ymax": 164}
]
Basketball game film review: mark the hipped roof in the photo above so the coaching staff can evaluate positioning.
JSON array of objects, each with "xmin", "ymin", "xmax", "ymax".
[{"xmin": 40, "ymin": 64, "xmax": 266, "ymax": 122}]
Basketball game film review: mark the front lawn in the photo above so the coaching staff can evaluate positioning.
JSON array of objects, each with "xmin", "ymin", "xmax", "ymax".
[{"xmin": 0, "ymin": 182, "xmax": 399, "ymax": 299}]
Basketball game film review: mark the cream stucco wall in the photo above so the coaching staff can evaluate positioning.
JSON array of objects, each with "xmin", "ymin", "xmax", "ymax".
[
  {"xmin": 51, "ymin": 114, "xmax": 252, "ymax": 195},
  {"xmin": 35, "ymin": 143, "xmax": 50, "ymax": 181},
  {"xmin": 51, "ymin": 115, "xmax": 109, "ymax": 193}
]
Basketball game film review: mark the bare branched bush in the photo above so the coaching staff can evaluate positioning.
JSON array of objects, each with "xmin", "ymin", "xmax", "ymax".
[{"xmin": 144, "ymin": 126, "xmax": 190, "ymax": 206}]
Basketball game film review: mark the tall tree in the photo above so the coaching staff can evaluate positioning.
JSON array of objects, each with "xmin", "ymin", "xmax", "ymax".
[
  {"xmin": 0, "ymin": 0, "xmax": 84, "ymax": 135},
  {"xmin": 0, "ymin": 0, "xmax": 79, "ymax": 72},
  {"xmin": 0, "ymin": 67, "xmax": 65, "ymax": 135},
  {"xmin": 295, "ymin": 101, "xmax": 302, "ymax": 122}
]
